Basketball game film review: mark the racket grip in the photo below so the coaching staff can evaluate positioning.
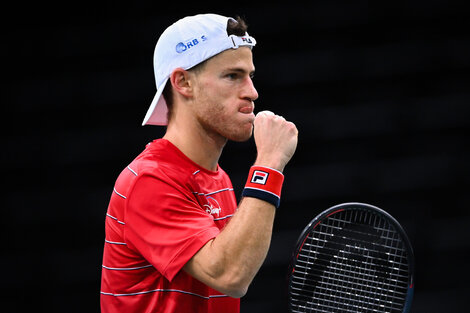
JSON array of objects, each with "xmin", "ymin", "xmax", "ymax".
[{"xmin": 242, "ymin": 166, "xmax": 284, "ymax": 208}]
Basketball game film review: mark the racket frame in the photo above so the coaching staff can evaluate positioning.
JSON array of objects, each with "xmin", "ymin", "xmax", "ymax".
[{"xmin": 287, "ymin": 202, "xmax": 415, "ymax": 313}]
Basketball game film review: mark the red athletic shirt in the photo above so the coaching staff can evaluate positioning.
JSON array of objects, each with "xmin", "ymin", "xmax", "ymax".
[{"xmin": 101, "ymin": 139, "xmax": 240, "ymax": 313}]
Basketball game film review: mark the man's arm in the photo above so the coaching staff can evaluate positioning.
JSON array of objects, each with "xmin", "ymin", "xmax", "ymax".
[{"xmin": 183, "ymin": 111, "xmax": 298, "ymax": 297}]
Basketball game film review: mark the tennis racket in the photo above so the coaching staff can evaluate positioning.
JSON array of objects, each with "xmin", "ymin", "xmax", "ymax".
[{"xmin": 288, "ymin": 202, "xmax": 414, "ymax": 313}]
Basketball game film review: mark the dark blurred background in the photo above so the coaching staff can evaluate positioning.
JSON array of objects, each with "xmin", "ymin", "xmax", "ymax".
[{"xmin": 4, "ymin": 0, "xmax": 469, "ymax": 312}]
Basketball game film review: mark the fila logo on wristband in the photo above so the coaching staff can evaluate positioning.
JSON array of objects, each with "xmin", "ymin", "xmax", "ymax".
[
  {"xmin": 251, "ymin": 170, "xmax": 269, "ymax": 184},
  {"xmin": 243, "ymin": 166, "xmax": 284, "ymax": 208}
]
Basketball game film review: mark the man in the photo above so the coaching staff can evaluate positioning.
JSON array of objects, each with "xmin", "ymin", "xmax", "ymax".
[{"xmin": 100, "ymin": 13, "xmax": 298, "ymax": 313}]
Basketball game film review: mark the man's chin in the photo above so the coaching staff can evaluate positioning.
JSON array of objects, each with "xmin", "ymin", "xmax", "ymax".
[{"xmin": 228, "ymin": 128, "xmax": 253, "ymax": 143}]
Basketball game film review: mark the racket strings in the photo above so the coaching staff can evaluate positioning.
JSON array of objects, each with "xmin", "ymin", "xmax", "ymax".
[
  {"xmin": 290, "ymin": 209, "xmax": 410, "ymax": 313},
  {"xmin": 293, "ymin": 257, "xmax": 409, "ymax": 293}
]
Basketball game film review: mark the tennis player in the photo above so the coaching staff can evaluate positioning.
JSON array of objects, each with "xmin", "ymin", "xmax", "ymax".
[{"xmin": 100, "ymin": 13, "xmax": 298, "ymax": 313}]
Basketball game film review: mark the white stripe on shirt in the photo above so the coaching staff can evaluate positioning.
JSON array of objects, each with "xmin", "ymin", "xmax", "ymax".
[
  {"xmin": 102, "ymin": 264, "xmax": 153, "ymax": 271},
  {"xmin": 113, "ymin": 188, "xmax": 126, "ymax": 199},
  {"xmin": 106, "ymin": 213, "xmax": 125, "ymax": 225},
  {"xmin": 213, "ymin": 214, "xmax": 234, "ymax": 221},
  {"xmin": 127, "ymin": 166, "xmax": 138, "ymax": 176},
  {"xmin": 193, "ymin": 188, "xmax": 234, "ymax": 197},
  {"xmin": 101, "ymin": 288, "xmax": 229, "ymax": 299},
  {"xmin": 105, "ymin": 239, "xmax": 127, "ymax": 245}
]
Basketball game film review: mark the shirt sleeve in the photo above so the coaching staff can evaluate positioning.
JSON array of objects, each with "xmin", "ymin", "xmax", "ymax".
[{"xmin": 124, "ymin": 173, "xmax": 220, "ymax": 282}]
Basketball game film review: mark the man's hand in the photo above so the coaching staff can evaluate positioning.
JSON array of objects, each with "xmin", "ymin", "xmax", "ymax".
[{"xmin": 253, "ymin": 110, "xmax": 298, "ymax": 172}]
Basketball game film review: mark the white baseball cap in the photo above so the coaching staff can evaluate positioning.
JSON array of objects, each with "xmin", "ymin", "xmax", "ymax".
[{"xmin": 142, "ymin": 13, "xmax": 257, "ymax": 126}]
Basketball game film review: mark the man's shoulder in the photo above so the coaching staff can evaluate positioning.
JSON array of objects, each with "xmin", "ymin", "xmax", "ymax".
[
  {"xmin": 125, "ymin": 138, "xmax": 231, "ymax": 187},
  {"xmin": 130, "ymin": 139, "xmax": 196, "ymax": 181}
]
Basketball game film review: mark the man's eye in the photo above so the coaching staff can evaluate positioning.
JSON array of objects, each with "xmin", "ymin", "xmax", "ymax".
[{"xmin": 226, "ymin": 73, "xmax": 238, "ymax": 79}]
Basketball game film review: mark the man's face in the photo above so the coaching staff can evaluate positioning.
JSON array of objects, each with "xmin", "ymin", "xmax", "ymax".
[{"xmin": 189, "ymin": 47, "xmax": 258, "ymax": 142}]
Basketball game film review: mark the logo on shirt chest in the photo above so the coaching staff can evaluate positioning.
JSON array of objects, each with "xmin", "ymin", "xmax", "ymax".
[{"xmin": 203, "ymin": 196, "xmax": 222, "ymax": 217}]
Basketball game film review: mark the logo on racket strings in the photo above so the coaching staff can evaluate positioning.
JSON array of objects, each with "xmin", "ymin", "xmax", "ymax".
[{"xmin": 313, "ymin": 223, "xmax": 391, "ymax": 284}]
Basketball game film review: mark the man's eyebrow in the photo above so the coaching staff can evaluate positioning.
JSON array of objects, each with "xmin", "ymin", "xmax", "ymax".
[{"xmin": 225, "ymin": 67, "xmax": 256, "ymax": 75}]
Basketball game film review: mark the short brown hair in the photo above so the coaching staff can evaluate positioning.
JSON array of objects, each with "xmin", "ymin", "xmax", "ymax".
[{"xmin": 162, "ymin": 16, "xmax": 249, "ymax": 123}]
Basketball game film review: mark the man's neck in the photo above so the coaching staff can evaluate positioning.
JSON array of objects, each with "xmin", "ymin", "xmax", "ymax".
[{"xmin": 163, "ymin": 118, "xmax": 226, "ymax": 172}]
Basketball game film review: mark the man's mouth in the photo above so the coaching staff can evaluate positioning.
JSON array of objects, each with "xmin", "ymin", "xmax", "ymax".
[{"xmin": 239, "ymin": 106, "xmax": 254, "ymax": 114}]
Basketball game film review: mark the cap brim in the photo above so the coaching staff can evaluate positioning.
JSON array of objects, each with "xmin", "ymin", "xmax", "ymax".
[{"xmin": 142, "ymin": 78, "xmax": 169, "ymax": 126}]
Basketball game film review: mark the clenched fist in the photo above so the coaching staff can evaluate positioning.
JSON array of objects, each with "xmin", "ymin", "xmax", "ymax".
[{"xmin": 253, "ymin": 110, "xmax": 298, "ymax": 172}]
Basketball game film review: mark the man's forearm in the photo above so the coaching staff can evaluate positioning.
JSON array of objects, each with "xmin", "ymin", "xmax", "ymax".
[{"xmin": 183, "ymin": 196, "xmax": 276, "ymax": 297}]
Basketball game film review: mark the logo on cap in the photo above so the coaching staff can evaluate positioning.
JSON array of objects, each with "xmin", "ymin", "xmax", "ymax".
[
  {"xmin": 241, "ymin": 37, "xmax": 253, "ymax": 44},
  {"xmin": 175, "ymin": 35, "xmax": 208, "ymax": 53}
]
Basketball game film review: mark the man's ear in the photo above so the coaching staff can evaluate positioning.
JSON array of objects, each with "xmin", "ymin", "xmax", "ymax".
[{"xmin": 170, "ymin": 68, "xmax": 193, "ymax": 98}]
